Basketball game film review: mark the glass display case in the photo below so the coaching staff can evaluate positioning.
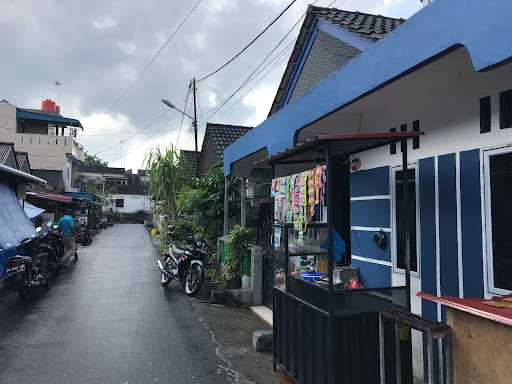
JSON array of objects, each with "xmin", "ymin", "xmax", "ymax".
[{"xmin": 273, "ymin": 222, "xmax": 329, "ymax": 289}]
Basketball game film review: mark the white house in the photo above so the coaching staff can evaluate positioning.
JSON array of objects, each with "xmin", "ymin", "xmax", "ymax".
[{"xmin": 223, "ymin": 0, "xmax": 512, "ymax": 379}]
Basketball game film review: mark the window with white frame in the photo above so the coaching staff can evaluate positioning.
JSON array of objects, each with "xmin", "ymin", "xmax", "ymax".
[
  {"xmin": 393, "ymin": 167, "xmax": 418, "ymax": 273},
  {"xmin": 484, "ymin": 147, "xmax": 512, "ymax": 293}
]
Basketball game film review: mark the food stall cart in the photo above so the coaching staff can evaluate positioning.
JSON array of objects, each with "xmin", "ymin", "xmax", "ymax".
[{"xmin": 260, "ymin": 131, "xmax": 424, "ymax": 383}]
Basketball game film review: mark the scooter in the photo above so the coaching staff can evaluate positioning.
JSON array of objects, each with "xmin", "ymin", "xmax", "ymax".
[
  {"xmin": 157, "ymin": 235, "xmax": 206, "ymax": 297},
  {"xmin": 42, "ymin": 222, "xmax": 65, "ymax": 276}
]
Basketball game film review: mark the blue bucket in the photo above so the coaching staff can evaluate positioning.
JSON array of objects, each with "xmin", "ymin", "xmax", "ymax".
[{"xmin": 300, "ymin": 272, "xmax": 324, "ymax": 283}]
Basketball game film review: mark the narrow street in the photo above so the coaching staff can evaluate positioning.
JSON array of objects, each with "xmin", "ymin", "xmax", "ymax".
[{"xmin": 0, "ymin": 224, "xmax": 231, "ymax": 384}]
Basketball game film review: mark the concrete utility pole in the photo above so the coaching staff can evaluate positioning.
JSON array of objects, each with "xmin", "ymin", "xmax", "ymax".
[{"xmin": 192, "ymin": 78, "xmax": 198, "ymax": 177}]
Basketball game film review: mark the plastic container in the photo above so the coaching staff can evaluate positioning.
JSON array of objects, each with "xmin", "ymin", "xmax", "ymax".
[{"xmin": 300, "ymin": 271, "xmax": 323, "ymax": 283}]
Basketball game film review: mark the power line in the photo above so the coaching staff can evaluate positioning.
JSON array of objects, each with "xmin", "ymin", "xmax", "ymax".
[
  {"xmin": 104, "ymin": 0, "xmax": 203, "ymax": 114},
  {"xmin": 197, "ymin": 0, "xmax": 299, "ymax": 82},
  {"xmin": 92, "ymin": 109, "xmax": 170, "ymax": 156},
  {"xmin": 175, "ymin": 85, "xmax": 191, "ymax": 147},
  {"xmin": 202, "ymin": 0, "xmax": 344, "ymax": 121}
]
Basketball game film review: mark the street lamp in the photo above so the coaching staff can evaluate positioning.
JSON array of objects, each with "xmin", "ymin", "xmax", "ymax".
[
  {"xmin": 161, "ymin": 99, "xmax": 194, "ymax": 120},
  {"xmin": 161, "ymin": 79, "xmax": 198, "ymax": 177}
]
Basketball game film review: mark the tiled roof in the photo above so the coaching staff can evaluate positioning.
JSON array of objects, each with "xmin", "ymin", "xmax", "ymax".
[
  {"xmin": 78, "ymin": 163, "xmax": 126, "ymax": 175},
  {"xmin": 268, "ymin": 6, "xmax": 405, "ymax": 116},
  {"xmin": 115, "ymin": 173, "xmax": 147, "ymax": 195},
  {"xmin": 180, "ymin": 150, "xmax": 199, "ymax": 178},
  {"xmin": 0, "ymin": 142, "xmax": 18, "ymax": 169},
  {"xmin": 15, "ymin": 152, "xmax": 31, "ymax": 173},
  {"xmin": 311, "ymin": 6, "xmax": 404, "ymax": 41},
  {"xmin": 205, "ymin": 123, "xmax": 252, "ymax": 160}
]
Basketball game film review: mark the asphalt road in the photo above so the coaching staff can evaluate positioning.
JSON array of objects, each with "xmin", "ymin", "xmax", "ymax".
[{"xmin": 0, "ymin": 224, "xmax": 230, "ymax": 384}]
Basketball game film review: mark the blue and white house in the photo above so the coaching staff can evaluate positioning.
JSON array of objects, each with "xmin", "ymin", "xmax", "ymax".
[{"xmin": 223, "ymin": 0, "xmax": 512, "ymax": 374}]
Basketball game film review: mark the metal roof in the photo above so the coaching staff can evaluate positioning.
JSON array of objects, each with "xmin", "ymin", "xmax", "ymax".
[
  {"xmin": 27, "ymin": 191, "xmax": 73, "ymax": 204},
  {"xmin": 0, "ymin": 142, "xmax": 18, "ymax": 169},
  {"xmin": 16, "ymin": 108, "xmax": 83, "ymax": 128}
]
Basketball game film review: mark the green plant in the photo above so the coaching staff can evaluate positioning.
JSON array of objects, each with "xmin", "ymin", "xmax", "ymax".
[
  {"xmin": 176, "ymin": 166, "xmax": 224, "ymax": 251},
  {"xmin": 144, "ymin": 146, "xmax": 185, "ymax": 220},
  {"xmin": 224, "ymin": 225, "xmax": 253, "ymax": 280}
]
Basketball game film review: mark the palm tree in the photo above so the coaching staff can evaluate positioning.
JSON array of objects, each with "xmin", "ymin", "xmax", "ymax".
[{"xmin": 144, "ymin": 145, "xmax": 184, "ymax": 219}]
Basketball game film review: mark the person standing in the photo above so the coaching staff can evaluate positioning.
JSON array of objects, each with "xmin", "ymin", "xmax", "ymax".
[{"xmin": 58, "ymin": 210, "xmax": 77, "ymax": 265}]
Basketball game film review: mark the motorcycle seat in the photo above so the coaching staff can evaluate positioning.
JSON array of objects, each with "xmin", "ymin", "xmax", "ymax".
[{"xmin": 171, "ymin": 245, "xmax": 187, "ymax": 257}]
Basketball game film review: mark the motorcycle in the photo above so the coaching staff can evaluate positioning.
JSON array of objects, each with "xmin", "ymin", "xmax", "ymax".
[
  {"xmin": 75, "ymin": 224, "xmax": 92, "ymax": 246},
  {"xmin": 16, "ymin": 229, "xmax": 53, "ymax": 293},
  {"xmin": 157, "ymin": 235, "xmax": 206, "ymax": 297},
  {"xmin": 0, "ymin": 254, "xmax": 33, "ymax": 302},
  {"xmin": 42, "ymin": 222, "xmax": 65, "ymax": 276}
]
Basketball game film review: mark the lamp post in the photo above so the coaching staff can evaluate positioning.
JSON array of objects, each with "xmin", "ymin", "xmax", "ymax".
[{"xmin": 161, "ymin": 78, "xmax": 198, "ymax": 177}]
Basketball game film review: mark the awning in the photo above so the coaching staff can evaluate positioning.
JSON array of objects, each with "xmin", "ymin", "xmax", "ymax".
[
  {"xmin": 260, "ymin": 131, "xmax": 424, "ymax": 165},
  {"xmin": 16, "ymin": 109, "xmax": 83, "ymax": 128},
  {"xmin": 223, "ymin": 0, "xmax": 512, "ymax": 176},
  {"xmin": 0, "ymin": 163, "xmax": 47, "ymax": 184},
  {"xmin": 24, "ymin": 202, "xmax": 45, "ymax": 219},
  {"xmin": 63, "ymin": 191, "xmax": 99, "ymax": 202},
  {"xmin": 26, "ymin": 191, "xmax": 73, "ymax": 204},
  {"xmin": 259, "ymin": 131, "xmax": 423, "ymax": 177}
]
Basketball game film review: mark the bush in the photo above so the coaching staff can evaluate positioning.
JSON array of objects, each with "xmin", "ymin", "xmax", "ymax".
[{"xmin": 224, "ymin": 225, "xmax": 253, "ymax": 280}]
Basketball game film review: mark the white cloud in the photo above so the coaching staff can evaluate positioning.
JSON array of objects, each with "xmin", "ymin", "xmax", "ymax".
[
  {"xmin": 93, "ymin": 16, "xmax": 117, "ymax": 30},
  {"xmin": 242, "ymin": 85, "xmax": 275, "ymax": 126}
]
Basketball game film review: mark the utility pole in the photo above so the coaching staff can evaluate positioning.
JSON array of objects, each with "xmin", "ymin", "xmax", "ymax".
[{"xmin": 192, "ymin": 78, "xmax": 198, "ymax": 177}]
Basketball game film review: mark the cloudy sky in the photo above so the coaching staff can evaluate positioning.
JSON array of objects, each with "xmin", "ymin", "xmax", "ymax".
[{"xmin": 0, "ymin": 0, "xmax": 422, "ymax": 171}]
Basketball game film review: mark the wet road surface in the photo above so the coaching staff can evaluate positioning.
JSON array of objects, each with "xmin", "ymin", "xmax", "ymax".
[{"xmin": 0, "ymin": 224, "xmax": 230, "ymax": 384}]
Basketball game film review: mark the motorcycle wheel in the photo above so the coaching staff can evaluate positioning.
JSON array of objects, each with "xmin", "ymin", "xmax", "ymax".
[
  {"xmin": 18, "ymin": 268, "xmax": 32, "ymax": 303},
  {"xmin": 184, "ymin": 263, "xmax": 203, "ymax": 297},
  {"xmin": 161, "ymin": 257, "xmax": 172, "ymax": 287}
]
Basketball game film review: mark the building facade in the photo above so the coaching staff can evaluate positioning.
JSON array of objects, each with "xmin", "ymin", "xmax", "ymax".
[{"xmin": 0, "ymin": 100, "xmax": 84, "ymax": 192}]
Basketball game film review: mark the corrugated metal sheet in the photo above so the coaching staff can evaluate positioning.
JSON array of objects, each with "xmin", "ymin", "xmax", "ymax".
[
  {"xmin": 0, "ymin": 143, "xmax": 18, "ymax": 169},
  {"xmin": 290, "ymin": 31, "xmax": 361, "ymax": 103}
]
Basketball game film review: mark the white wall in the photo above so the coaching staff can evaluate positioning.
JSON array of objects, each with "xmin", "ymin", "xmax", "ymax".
[{"xmin": 111, "ymin": 194, "xmax": 152, "ymax": 214}]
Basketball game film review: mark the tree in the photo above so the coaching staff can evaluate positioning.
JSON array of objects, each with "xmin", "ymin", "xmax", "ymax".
[
  {"xmin": 144, "ymin": 145, "xmax": 185, "ymax": 219},
  {"xmin": 83, "ymin": 152, "xmax": 108, "ymax": 168}
]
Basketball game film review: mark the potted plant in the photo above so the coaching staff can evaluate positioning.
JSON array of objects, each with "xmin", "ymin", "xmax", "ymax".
[{"xmin": 224, "ymin": 225, "xmax": 252, "ymax": 289}]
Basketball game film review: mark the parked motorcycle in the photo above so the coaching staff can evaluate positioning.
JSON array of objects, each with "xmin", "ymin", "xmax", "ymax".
[
  {"xmin": 1, "ymin": 254, "xmax": 33, "ymax": 302},
  {"xmin": 75, "ymin": 224, "xmax": 92, "ymax": 246},
  {"xmin": 157, "ymin": 236, "xmax": 206, "ymax": 296},
  {"xmin": 16, "ymin": 229, "xmax": 52, "ymax": 293},
  {"xmin": 42, "ymin": 222, "xmax": 65, "ymax": 276}
]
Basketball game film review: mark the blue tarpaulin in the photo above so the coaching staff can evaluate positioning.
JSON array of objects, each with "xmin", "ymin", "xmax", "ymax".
[
  {"xmin": 0, "ymin": 181, "xmax": 35, "ymax": 249},
  {"xmin": 0, "ymin": 181, "xmax": 35, "ymax": 280},
  {"xmin": 23, "ymin": 202, "xmax": 45, "ymax": 219}
]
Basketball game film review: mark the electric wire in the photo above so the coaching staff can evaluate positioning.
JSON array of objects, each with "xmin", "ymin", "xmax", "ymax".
[
  {"xmin": 200, "ymin": 0, "xmax": 341, "ymax": 121},
  {"xmin": 196, "ymin": 0, "xmax": 299, "ymax": 82},
  {"xmin": 103, "ymin": 0, "xmax": 203, "ymax": 114}
]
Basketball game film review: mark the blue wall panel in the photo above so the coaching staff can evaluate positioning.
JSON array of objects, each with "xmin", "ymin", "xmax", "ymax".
[
  {"xmin": 351, "ymin": 259, "xmax": 391, "ymax": 288},
  {"xmin": 460, "ymin": 149, "xmax": 484, "ymax": 298},
  {"xmin": 350, "ymin": 200, "xmax": 390, "ymax": 228},
  {"xmin": 438, "ymin": 154, "xmax": 459, "ymax": 297},
  {"xmin": 419, "ymin": 157, "xmax": 437, "ymax": 321},
  {"xmin": 350, "ymin": 167, "xmax": 390, "ymax": 197},
  {"xmin": 351, "ymin": 230, "xmax": 391, "ymax": 262}
]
